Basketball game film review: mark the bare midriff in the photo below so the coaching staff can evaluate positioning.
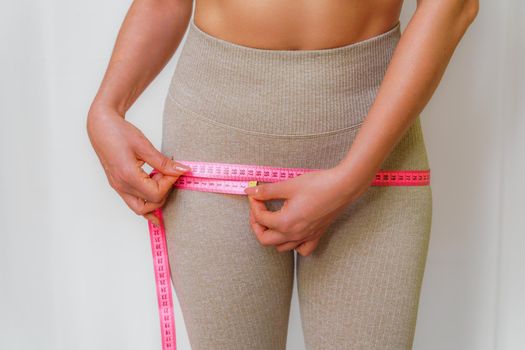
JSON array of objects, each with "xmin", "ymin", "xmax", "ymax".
[{"xmin": 194, "ymin": 0, "xmax": 404, "ymax": 50}]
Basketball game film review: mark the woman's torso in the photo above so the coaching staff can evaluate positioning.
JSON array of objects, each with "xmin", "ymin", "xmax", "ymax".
[{"xmin": 194, "ymin": 0, "xmax": 404, "ymax": 50}]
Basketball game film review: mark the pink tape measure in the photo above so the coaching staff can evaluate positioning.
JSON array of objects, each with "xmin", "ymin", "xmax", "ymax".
[{"xmin": 146, "ymin": 160, "xmax": 430, "ymax": 350}]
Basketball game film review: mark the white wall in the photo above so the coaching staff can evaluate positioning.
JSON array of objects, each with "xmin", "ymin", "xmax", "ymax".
[
  {"xmin": 494, "ymin": 1, "xmax": 525, "ymax": 349},
  {"xmin": 1, "ymin": 1, "xmax": 523, "ymax": 349}
]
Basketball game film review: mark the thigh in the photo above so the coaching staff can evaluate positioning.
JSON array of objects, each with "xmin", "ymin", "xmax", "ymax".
[
  {"xmin": 162, "ymin": 187, "xmax": 294, "ymax": 350},
  {"xmin": 296, "ymin": 185, "xmax": 433, "ymax": 350}
]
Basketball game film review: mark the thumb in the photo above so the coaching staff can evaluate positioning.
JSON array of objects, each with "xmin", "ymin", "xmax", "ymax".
[
  {"xmin": 138, "ymin": 142, "xmax": 191, "ymax": 176},
  {"xmin": 151, "ymin": 170, "xmax": 180, "ymax": 192},
  {"xmin": 244, "ymin": 181, "xmax": 289, "ymax": 200},
  {"xmin": 296, "ymin": 237, "xmax": 321, "ymax": 257}
]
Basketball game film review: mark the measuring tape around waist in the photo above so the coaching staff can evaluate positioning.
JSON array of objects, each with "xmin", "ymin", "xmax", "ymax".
[{"xmin": 146, "ymin": 160, "xmax": 430, "ymax": 350}]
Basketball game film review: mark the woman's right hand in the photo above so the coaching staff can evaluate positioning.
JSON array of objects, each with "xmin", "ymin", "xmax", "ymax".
[{"xmin": 87, "ymin": 105, "xmax": 191, "ymax": 225}]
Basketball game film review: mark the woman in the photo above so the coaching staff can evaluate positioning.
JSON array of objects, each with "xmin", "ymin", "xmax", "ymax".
[{"xmin": 87, "ymin": 1, "xmax": 478, "ymax": 349}]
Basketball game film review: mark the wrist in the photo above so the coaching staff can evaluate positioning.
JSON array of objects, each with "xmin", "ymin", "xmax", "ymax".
[
  {"xmin": 330, "ymin": 163, "xmax": 374, "ymax": 203},
  {"xmin": 89, "ymin": 97, "xmax": 126, "ymax": 118},
  {"xmin": 86, "ymin": 103, "xmax": 126, "ymax": 138},
  {"xmin": 88, "ymin": 102, "xmax": 124, "ymax": 123}
]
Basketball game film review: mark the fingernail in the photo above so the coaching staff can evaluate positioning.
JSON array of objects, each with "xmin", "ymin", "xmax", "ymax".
[
  {"xmin": 174, "ymin": 164, "xmax": 191, "ymax": 172},
  {"xmin": 244, "ymin": 186, "xmax": 257, "ymax": 195}
]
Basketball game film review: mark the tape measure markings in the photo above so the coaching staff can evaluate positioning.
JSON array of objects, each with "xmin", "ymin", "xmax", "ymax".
[{"xmin": 146, "ymin": 160, "xmax": 431, "ymax": 350}]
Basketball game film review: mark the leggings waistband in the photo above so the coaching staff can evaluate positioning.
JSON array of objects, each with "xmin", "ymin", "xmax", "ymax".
[{"xmin": 166, "ymin": 17, "xmax": 401, "ymax": 136}]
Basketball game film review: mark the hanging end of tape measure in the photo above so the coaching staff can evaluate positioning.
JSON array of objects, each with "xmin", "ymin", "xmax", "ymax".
[{"xmin": 247, "ymin": 181, "xmax": 258, "ymax": 187}]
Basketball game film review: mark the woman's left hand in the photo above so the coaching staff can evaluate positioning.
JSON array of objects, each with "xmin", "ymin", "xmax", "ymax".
[{"xmin": 245, "ymin": 166, "xmax": 368, "ymax": 256}]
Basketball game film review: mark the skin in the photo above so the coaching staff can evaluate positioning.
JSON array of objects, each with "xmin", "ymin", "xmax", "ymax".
[{"xmin": 87, "ymin": 0, "xmax": 479, "ymax": 255}]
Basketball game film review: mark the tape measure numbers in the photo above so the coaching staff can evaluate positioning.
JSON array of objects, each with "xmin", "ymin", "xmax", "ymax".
[{"xmin": 146, "ymin": 160, "xmax": 431, "ymax": 350}]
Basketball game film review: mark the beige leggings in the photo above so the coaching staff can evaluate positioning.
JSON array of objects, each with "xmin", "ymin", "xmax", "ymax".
[{"xmin": 160, "ymin": 17, "xmax": 433, "ymax": 350}]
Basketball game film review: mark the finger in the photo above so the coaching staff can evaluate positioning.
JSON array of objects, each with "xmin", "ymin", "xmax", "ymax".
[
  {"xmin": 256, "ymin": 228, "xmax": 298, "ymax": 246},
  {"xmin": 110, "ymin": 162, "xmax": 179, "ymax": 202},
  {"xmin": 135, "ymin": 139, "xmax": 191, "ymax": 176},
  {"xmin": 119, "ymin": 190, "xmax": 166, "ymax": 216},
  {"xmin": 244, "ymin": 181, "xmax": 290, "ymax": 200},
  {"xmin": 275, "ymin": 239, "xmax": 303, "ymax": 253},
  {"xmin": 127, "ymin": 167, "xmax": 180, "ymax": 203},
  {"xmin": 247, "ymin": 195, "xmax": 273, "ymax": 219},
  {"xmin": 143, "ymin": 212, "xmax": 161, "ymax": 226},
  {"xmin": 249, "ymin": 208, "xmax": 268, "ymax": 241},
  {"xmin": 248, "ymin": 196, "xmax": 286, "ymax": 231},
  {"xmin": 296, "ymin": 236, "xmax": 322, "ymax": 257},
  {"xmin": 142, "ymin": 192, "xmax": 168, "ymax": 226}
]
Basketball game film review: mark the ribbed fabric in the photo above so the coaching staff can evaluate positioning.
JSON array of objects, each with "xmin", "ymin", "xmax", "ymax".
[
  {"xmin": 170, "ymin": 18, "xmax": 401, "ymax": 137},
  {"xmin": 160, "ymin": 16, "xmax": 432, "ymax": 350}
]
